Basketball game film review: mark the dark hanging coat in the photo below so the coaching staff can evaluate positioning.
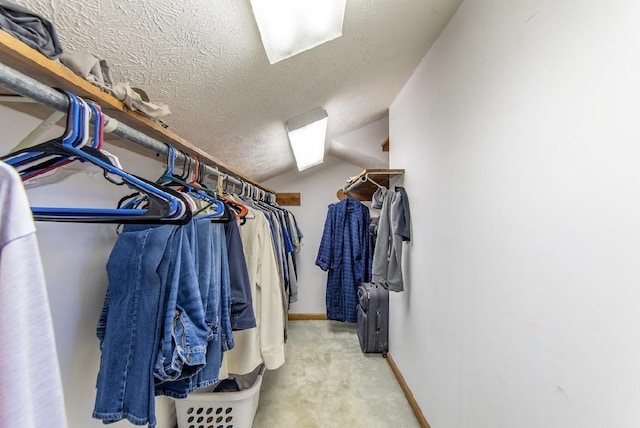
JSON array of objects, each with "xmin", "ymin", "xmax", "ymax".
[{"xmin": 315, "ymin": 197, "xmax": 372, "ymax": 322}]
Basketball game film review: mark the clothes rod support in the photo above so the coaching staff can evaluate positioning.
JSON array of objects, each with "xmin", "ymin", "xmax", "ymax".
[{"xmin": 0, "ymin": 61, "xmax": 264, "ymax": 197}]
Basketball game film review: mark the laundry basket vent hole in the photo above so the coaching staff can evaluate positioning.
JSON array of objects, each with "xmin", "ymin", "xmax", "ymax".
[{"xmin": 175, "ymin": 365, "xmax": 264, "ymax": 428}]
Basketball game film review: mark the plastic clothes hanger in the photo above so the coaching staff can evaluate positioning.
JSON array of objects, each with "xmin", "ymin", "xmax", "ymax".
[
  {"xmin": 184, "ymin": 156, "xmax": 220, "ymax": 216},
  {"xmin": 6, "ymin": 96, "xmax": 104, "ymax": 180},
  {"xmin": 199, "ymin": 199, "xmax": 234, "ymax": 223},
  {"xmin": 158, "ymin": 147, "xmax": 217, "ymax": 201},
  {"xmin": 365, "ymin": 173, "xmax": 385, "ymax": 190},
  {"xmin": 216, "ymin": 174, "xmax": 248, "ymax": 219},
  {"xmin": 2, "ymin": 91, "xmax": 191, "ymax": 224},
  {"xmin": 20, "ymin": 100, "xmax": 105, "ymax": 182},
  {"xmin": 158, "ymin": 147, "xmax": 203, "ymax": 194},
  {"xmin": 157, "ymin": 145, "xmax": 224, "ymax": 218},
  {"xmin": 29, "ymin": 93, "xmax": 186, "ymax": 221},
  {"xmin": 5, "ymin": 92, "xmax": 82, "ymax": 172},
  {"xmin": 21, "ymin": 102, "xmax": 124, "ymax": 190}
]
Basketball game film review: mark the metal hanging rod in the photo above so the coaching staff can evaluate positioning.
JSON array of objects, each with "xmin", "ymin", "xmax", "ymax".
[
  {"xmin": 0, "ymin": 61, "xmax": 273, "ymax": 199},
  {"xmin": 343, "ymin": 173, "xmax": 385, "ymax": 194},
  {"xmin": 343, "ymin": 169, "xmax": 405, "ymax": 197},
  {"xmin": 344, "ymin": 174, "xmax": 369, "ymax": 193}
]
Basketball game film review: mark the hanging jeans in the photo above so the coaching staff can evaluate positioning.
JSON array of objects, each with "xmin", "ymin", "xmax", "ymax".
[
  {"xmin": 192, "ymin": 223, "xmax": 234, "ymax": 389},
  {"xmin": 94, "ymin": 223, "xmax": 211, "ymax": 427},
  {"xmin": 153, "ymin": 221, "xmax": 209, "ymax": 382},
  {"xmin": 156, "ymin": 222, "xmax": 234, "ymax": 398},
  {"xmin": 93, "ymin": 224, "xmax": 177, "ymax": 427}
]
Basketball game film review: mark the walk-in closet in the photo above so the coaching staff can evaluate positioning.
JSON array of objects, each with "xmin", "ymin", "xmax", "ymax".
[{"xmin": 1, "ymin": 1, "xmax": 639, "ymax": 427}]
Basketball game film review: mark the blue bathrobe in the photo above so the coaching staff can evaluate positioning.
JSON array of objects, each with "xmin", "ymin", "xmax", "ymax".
[{"xmin": 316, "ymin": 197, "xmax": 372, "ymax": 322}]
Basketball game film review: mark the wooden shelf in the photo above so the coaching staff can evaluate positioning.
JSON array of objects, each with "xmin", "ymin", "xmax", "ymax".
[
  {"xmin": 342, "ymin": 168, "xmax": 405, "ymax": 201},
  {"xmin": 0, "ymin": 30, "xmax": 272, "ymax": 193}
]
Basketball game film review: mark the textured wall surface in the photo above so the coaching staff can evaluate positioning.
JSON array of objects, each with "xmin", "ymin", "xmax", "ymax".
[{"xmin": 16, "ymin": 0, "xmax": 461, "ymax": 181}]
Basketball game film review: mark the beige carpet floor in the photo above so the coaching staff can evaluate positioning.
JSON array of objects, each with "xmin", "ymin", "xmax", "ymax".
[{"xmin": 252, "ymin": 320, "xmax": 420, "ymax": 427}]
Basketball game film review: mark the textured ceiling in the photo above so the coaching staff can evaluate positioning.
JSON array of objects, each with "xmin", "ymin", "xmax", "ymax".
[{"xmin": 19, "ymin": 0, "xmax": 462, "ymax": 182}]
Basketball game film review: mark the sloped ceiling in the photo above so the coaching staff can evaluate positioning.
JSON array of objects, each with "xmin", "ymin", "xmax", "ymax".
[{"xmin": 19, "ymin": 0, "xmax": 462, "ymax": 182}]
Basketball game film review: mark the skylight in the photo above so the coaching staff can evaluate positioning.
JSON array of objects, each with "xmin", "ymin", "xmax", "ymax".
[
  {"xmin": 249, "ymin": 0, "xmax": 346, "ymax": 64},
  {"xmin": 286, "ymin": 108, "xmax": 328, "ymax": 171}
]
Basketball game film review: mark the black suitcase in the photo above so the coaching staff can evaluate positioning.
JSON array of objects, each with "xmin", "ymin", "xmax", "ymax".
[{"xmin": 357, "ymin": 282, "xmax": 389, "ymax": 356}]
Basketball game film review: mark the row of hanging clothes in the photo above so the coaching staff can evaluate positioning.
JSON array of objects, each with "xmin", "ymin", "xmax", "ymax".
[
  {"xmin": 0, "ymin": 89, "xmax": 303, "ymax": 428},
  {"xmin": 315, "ymin": 176, "xmax": 411, "ymax": 323}
]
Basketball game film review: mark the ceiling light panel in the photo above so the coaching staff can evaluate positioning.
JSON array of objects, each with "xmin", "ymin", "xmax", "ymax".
[
  {"xmin": 249, "ymin": 0, "xmax": 346, "ymax": 64},
  {"xmin": 287, "ymin": 108, "xmax": 328, "ymax": 171}
]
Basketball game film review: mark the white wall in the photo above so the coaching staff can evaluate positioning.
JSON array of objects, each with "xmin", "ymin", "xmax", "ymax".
[
  {"xmin": 0, "ymin": 106, "xmax": 175, "ymax": 428},
  {"xmin": 389, "ymin": 1, "xmax": 640, "ymax": 427},
  {"xmin": 264, "ymin": 156, "xmax": 364, "ymax": 314},
  {"xmin": 330, "ymin": 116, "xmax": 389, "ymax": 168}
]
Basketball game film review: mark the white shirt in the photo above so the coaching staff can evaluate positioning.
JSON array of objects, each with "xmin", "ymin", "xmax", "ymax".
[
  {"xmin": 222, "ymin": 204, "xmax": 286, "ymax": 374},
  {"xmin": 0, "ymin": 161, "xmax": 68, "ymax": 428}
]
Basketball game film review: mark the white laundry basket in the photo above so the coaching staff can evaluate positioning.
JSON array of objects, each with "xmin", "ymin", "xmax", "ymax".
[{"xmin": 174, "ymin": 366, "xmax": 265, "ymax": 428}]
